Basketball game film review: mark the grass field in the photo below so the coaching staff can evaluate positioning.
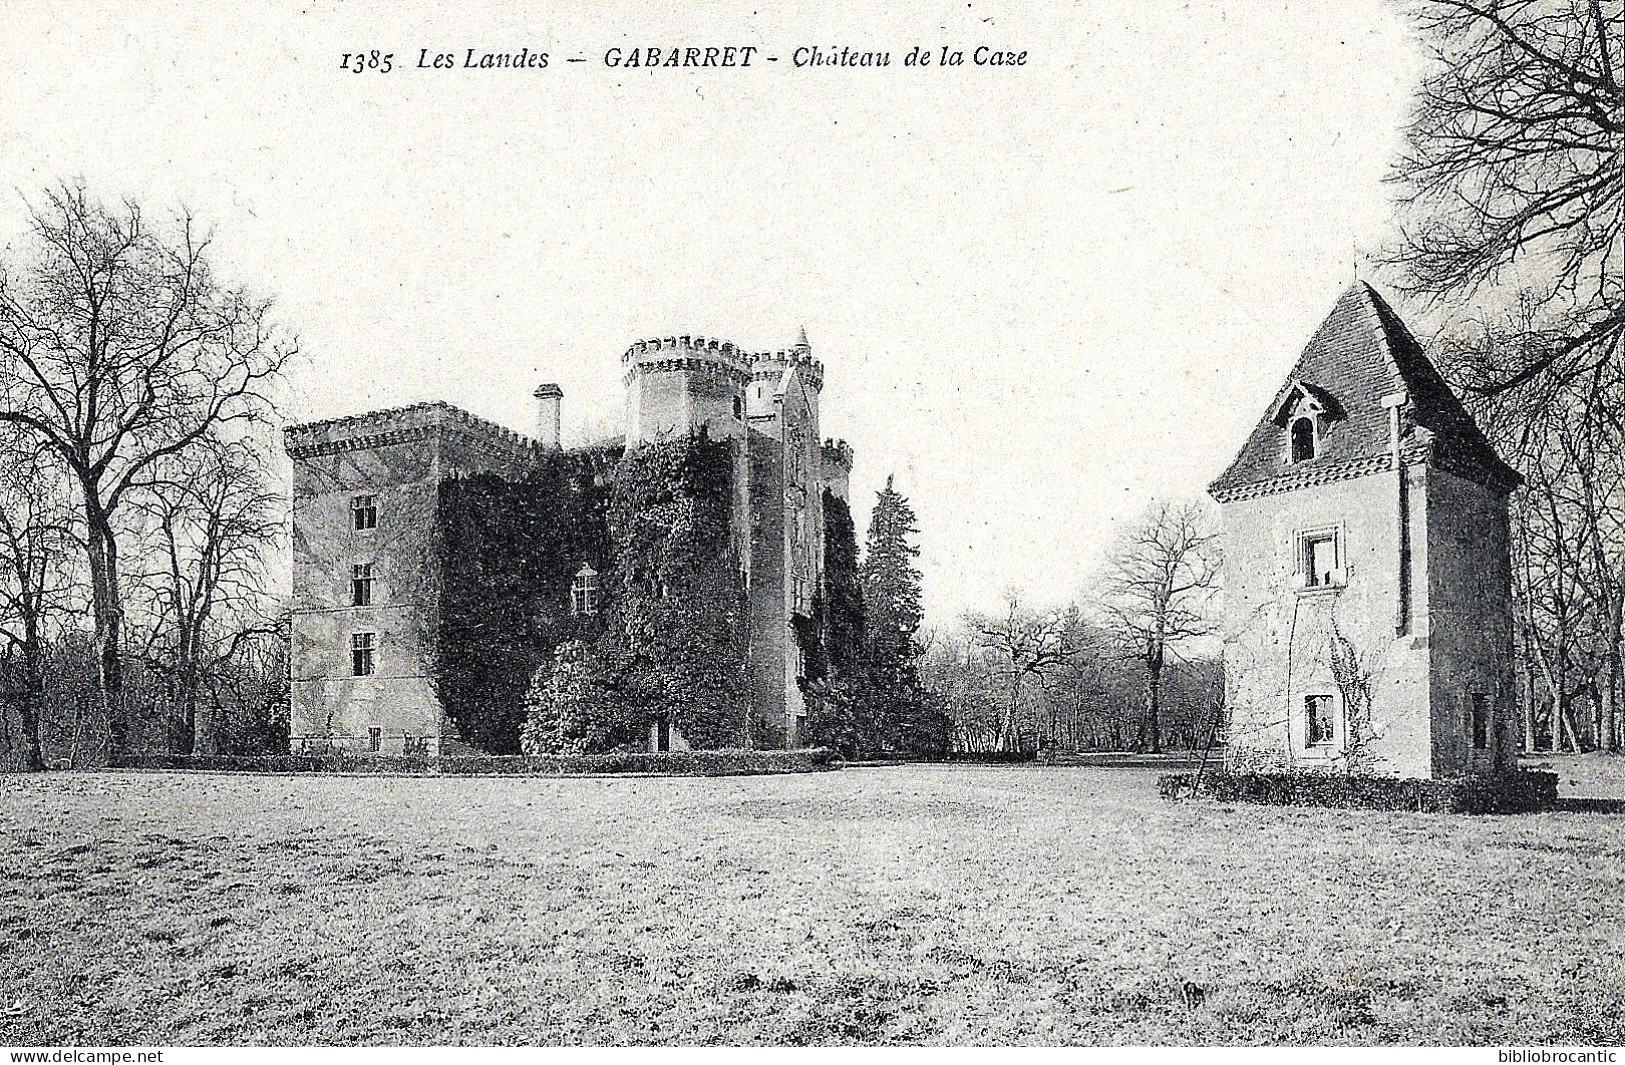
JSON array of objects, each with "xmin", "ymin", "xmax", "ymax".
[{"xmin": 2, "ymin": 761, "xmax": 1622, "ymax": 1046}]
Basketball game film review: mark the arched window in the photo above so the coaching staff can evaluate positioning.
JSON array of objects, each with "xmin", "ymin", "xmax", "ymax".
[
  {"xmin": 570, "ymin": 564, "xmax": 600, "ymax": 616},
  {"xmin": 1290, "ymin": 416, "xmax": 1317, "ymax": 462}
]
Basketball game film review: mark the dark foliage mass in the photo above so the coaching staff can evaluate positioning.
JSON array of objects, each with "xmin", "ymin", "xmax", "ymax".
[
  {"xmin": 603, "ymin": 431, "xmax": 749, "ymax": 749},
  {"xmin": 802, "ymin": 476, "xmax": 949, "ymax": 759},
  {"xmin": 436, "ymin": 432, "xmax": 749, "ymax": 754}
]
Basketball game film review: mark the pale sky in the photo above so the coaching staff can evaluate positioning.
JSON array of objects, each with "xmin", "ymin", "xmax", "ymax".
[{"xmin": 0, "ymin": 0, "xmax": 1425, "ymax": 624}]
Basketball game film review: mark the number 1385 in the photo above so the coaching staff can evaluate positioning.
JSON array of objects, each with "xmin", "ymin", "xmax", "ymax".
[{"xmin": 341, "ymin": 51, "xmax": 393, "ymax": 74}]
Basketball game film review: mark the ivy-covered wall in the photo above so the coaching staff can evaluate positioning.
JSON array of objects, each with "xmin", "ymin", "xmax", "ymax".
[
  {"xmin": 434, "ymin": 444, "xmax": 621, "ymax": 753},
  {"xmin": 605, "ymin": 431, "xmax": 749, "ymax": 749},
  {"xmin": 820, "ymin": 488, "xmax": 865, "ymax": 674},
  {"xmin": 434, "ymin": 431, "xmax": 747, "ymax": 753},
  {"xmin": 795, "ymin": 488, "xmax": 864, "ymax": 688}
]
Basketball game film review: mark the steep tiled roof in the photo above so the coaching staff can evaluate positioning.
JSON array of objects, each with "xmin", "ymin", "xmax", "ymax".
[{"xmin": 1209, "ymin": 283, "xmax": 1521, "ymax": 502}]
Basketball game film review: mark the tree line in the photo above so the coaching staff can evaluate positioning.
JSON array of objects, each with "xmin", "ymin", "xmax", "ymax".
[
  {"xmin": 923, "ymin": 500, "xmax": 1223, "ymax": 757},
  {"xmin": 0, "ymin": 184, "xmax": 293, "ymax": 769}
]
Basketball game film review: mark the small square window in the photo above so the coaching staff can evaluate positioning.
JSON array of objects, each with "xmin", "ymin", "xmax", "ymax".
[
  {"xmin": 352, "ymin": 563, "xmax": 374, "ymax": 607},
  {"xmin": 1471, "ymin": 693, "xmax": 1490, "ymax": 750},
  {"xmin": 1299, "ymin": 529, "xmax": 1343, "ymax": 589},
  {"xmin": 1305, "ymin": 694, "xmax": 1335, "ymax": 747},
  {"xmin": 351, "ymin": 494, "xmax": 377, "ymax": 531},
  {"xmin": 351, "ymin": 632, "xmax": 376, "ymax": 677}
]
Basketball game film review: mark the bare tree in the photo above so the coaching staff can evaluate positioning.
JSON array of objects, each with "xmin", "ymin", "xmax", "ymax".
[
  {"xmin": 1388, "ymin": 0, "xmax": 1622, "ymax": 404},
  {"xmin": 1098, "ymin": 501, "xmax": 1220, "ymax": 754},
  {"xmin": 0, "ymin": 435, "xmax": 80, "ymax": 770},
  {"xmin": 971, "ymin": 593, "xmax": 1075, "ymax": 752},
  {"xmin": 0, "ymin": 183, "xmax": 294, "ymax": 754},
  {"xmin": 1386, "ymin": 3, "xmax": 1624, "ymax": 755},
  {"xmin": 921, "ymin": 628, "xmax": 1003, "ymax": 753},
  {"xmin": 128, "ymin": 438, "xmax": 283, "ymax": 754}
]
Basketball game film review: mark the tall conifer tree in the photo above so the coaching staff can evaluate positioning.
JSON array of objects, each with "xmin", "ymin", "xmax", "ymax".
[
  {"xmin": 857, "ymin": 476, "xmax": 948, "ymax": 756},
  {"xmin": 861, "ymin": 475, "xmax": 923, "ymax": 664}
]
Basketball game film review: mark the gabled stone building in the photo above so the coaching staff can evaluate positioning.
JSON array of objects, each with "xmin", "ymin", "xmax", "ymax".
[
  {"xmin": 1209, "ymin": 284, "xmax": 1523, "ymax": 778},
  {"xmin": 283, "ymin": 331, "xmax": 851, "ymax": 754}
]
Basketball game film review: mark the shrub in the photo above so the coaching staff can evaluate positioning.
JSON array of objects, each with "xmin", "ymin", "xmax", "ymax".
[
  {"xmin": 1159, "ymin": 768, "xmax": 1558, "ymax": 814},
  {"xmin": 518, "ymin": 641, "xmax": 623, "ymax": 755}
]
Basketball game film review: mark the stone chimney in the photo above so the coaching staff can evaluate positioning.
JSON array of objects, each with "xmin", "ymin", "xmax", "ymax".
[{"xmin": 533, "ymin": 383, "xmax": 563, "ymax": 449}]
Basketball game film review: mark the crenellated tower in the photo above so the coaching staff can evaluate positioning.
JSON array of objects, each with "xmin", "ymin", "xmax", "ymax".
[
  {"xmin": 622, "ymin": 335, "xmax": 752, "ymax": 444},
  {"xmin": 821, "ymin": 438, "xmax": 854, "ymax": 503}
]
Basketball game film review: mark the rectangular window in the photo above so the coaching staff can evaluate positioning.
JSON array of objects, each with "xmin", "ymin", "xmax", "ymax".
[
  {"xmin": 571, "ymin": 565, "xmax": 600, "ymax": 616},
  {"xmin": 351, "ymin": 632, "xmax": 376, "ymax": 677},
  {"xmin": 1471, "ymin": 693, "xmax": 1490, "ymax": 750},
  {"xmin": 1300, "ymin": 529, "xmax": 1342, "ymax": 588},
  {"xmin": 368, "ymin": 727, "xmax": 382, "ymax": 753},
  {"xmin": 1305, "ymin": 694, "xmax": 1335, "ymax": 747},
  {"xmin": 352, "ymin": 563, "xmax": 374, "ymax": 607},
  {"xmin": 351, "ymin": 494, "xmax": 377, "ymax": 531}
]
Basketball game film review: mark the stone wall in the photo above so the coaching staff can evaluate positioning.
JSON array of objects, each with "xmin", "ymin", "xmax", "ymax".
[
  {"xmin": 288, "ymin": 435, "xmax": 444, "ymax": 753},
  {"xmin": 1425, "ymin": 467, "xmax": 1518, "ymax": 775},
  {"xmin": 1221, "ymin": 468, "xmax": 1434, "ymax": 777},
  {"xmin": 285, "ymin": 405, "xmax": 537, "ymax": 754}
]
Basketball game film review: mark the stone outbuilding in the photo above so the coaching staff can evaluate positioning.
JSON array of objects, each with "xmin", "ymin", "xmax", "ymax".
[{"xmin": 1209, "ymin": 283, "xmax": 1523, "ymax": 778}]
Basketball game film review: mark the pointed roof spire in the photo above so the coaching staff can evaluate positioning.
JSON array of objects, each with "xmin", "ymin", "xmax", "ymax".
[{"xmin": 795, "ymin": 325, "xmax": 811, "ymax": 352}]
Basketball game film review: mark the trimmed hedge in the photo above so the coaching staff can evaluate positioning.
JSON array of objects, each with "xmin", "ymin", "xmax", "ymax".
[
  {"xmin": 1159, "ymin": 768, "xmax": 1558, "ymax": 814},
  {"xmin": 110, "ymin": 747, "xmax": 840, "ymax": 777}
]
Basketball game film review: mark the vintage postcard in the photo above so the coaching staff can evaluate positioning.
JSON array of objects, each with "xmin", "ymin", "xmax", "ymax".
[{"xmin": 0, "ymin": 0, "xmax": 1620, "ymax": 1052}]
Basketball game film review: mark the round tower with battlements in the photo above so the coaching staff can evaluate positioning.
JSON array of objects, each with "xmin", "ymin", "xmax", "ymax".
[
  {"xmin": 821, "ymin": 438, "xmax": 854, "ymax": 502},
  {"xmin": 622, "ymin": 335, "xmax": 752, "ymax": 444}
]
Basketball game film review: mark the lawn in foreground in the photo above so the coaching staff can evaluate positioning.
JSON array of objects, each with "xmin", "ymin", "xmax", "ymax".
[{"xmin": 0, "ymin": 763, "xmax": 1621, "ymax": 1045}]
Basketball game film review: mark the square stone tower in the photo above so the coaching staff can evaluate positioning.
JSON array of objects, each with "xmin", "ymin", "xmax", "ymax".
[
  {"xmin": 283, "ymin": 403, "xmax": 539, "ymax": 754},
  {"xmin": 1209, "ymin": 284, "xmax": 1523, "ymax": 779}
]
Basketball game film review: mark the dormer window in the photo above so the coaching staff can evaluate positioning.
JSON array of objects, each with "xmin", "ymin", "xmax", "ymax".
[
  {"xmin": 1272, "ymin": 381, "xmax": 1344, "ymax": 466},
  {"xmin": 1291, "ymin": 417, "xmax": 1317, "ymax": 462},
  {"xmin": 571, "ymin": 564, "xmax": 600, "ymax": 616}
]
